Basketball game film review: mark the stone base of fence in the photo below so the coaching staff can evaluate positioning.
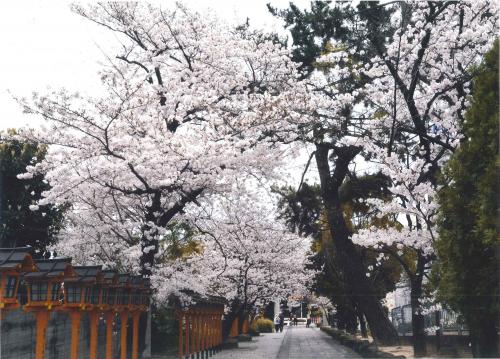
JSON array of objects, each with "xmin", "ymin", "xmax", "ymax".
[
  {"xmin": 222, "ymin": 337, "xmax": 239, "ymax": 349},
  {"xmin": 397, "ymin": 334, "xmax": 473, "ymax": 357},
  {"xmin": 0, "ymin": 308, "xmax": 149, "ymax": 359},
  {"xmin": 237, "ymin": 334, "xmax": 252, "ymax": 342}
]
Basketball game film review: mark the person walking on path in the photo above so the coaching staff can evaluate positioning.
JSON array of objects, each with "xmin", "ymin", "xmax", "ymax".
[
  {"xmin": 274, "ymin": 315, "xmax": 281, "ymax": 332},
  {"xmin": 279, "ymin": 313, "xmax": 285, "ymax": 332},
  {"xmin": 293, "ymin": 314, "xmax": 298, "ymax": 326}
]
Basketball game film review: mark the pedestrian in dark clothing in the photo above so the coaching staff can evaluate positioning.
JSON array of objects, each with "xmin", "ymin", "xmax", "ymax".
[
  {"xmin": 279, "ymin": 313, "xmax": 285, "ymax": 332},
  {"xmin": 293, "ymin": 314, "xmax": 298, "ymax": 326},
  {"xmin": 274, "ymin": 316, "xmax": 281, "ymax": 332},
  {"xmin": 306, "ymin": 318, "xmax": 311, "ymax": 328}
]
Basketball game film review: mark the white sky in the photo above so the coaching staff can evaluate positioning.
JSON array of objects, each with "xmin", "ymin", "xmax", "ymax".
[{"xmin": 0, "ymin": 0, "xmax": 311, "ymax": 130}]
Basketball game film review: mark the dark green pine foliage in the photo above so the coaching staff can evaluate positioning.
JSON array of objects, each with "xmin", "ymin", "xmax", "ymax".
[
  {"xmin": 275, "ymin": 174, "xmax": 401, "ymax": 334},
  {"xmin": 436, "ymin": 41, "xmax": 499, "ymax": 358},
  {"xmin": 268, "ymin": 1, "xmax": 353, "ymax": 75},
  {"xmin": 0, "ymin": 132, "xmax": 65, "ymax": 257}
]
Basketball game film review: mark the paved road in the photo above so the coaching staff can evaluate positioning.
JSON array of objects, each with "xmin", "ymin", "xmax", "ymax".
[{"xmin": 213, "ymin": 326, "xmax": 361, "ymax": 359}]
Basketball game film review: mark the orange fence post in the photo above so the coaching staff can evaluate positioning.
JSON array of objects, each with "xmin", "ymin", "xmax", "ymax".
[
  {"xmin": 199, "ymin": 312, "xmax": 204, "ymax": 357},
  {"xmin": 105, "ymin": 312, "xmax": 114, "ymax": 359},
  {"xmin": 209, "ymin": 311, "xmax": 213, "ymax": 353},
  {"xmin": 230, "ymin": 317, "xmax": 238, "ymax": 338},
  {"xmin": 210, "ymin": 311, "xmax": 217, "ymax": 352},
  {"xmin": 207, "ymin": 312, "xmax": 211, "ymax": 354},
  {"xmin": 242, "ymin": 316, "xmax": 249, "ymax": 334},
  {"xmin": 185, "ymin": 312, "xmax": 190, "ymax": 359},
  {"xmin": 216, "ymin": 313, "xmax": 220, "ymax": 349},
  {"xmin": 196, "ymin": 312, "xmax": 201, "ymax": 357},
  {"xmin": 220, "ymin": 312, "xmax": 223, "ymax": 346},
  {"xmin": 198, "ymin": 312, "xmax": 203, "ymax": 358},
  {"xmin": 120, "ymin": 311, "xmax": 128, "ymax": 359},
  {"xmin": 70, "ymin": 311, "xmax": 82, "ymax": 359},
  {"xmin": 215, "ymin": 312, "xmax": 219, "ymax": 350},
  {"xmin": 89, "ymin": 311, "xmax": 99, "ymax": 359},
  {"xmin": 34, "ymin": 310, "xmax": 50, "ymax": 359},
  {"xmin": 178, "ymin": 312, "xmax": 184, "ymax": 359},
  {"xmin": 190, "ymin": 312, "xmax": 194, "ymax": 358},
  {"xmin": 201, "ymin": 311, "xmax": 207, "ymax": 357},
  {"xmin": 132, "ymin": 311, "xmax": 141, "ymax": 359}
]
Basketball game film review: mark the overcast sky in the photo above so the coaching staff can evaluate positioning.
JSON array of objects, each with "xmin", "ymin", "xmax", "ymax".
[{"xmin": 0, "ymin": 0, "xmax": 312, "ymax": 130}]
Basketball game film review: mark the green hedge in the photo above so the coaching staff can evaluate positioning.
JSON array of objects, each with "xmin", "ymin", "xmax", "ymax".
[{"xmin": 251, "ymin": 318, "xmax": 274, "ymax": 333}]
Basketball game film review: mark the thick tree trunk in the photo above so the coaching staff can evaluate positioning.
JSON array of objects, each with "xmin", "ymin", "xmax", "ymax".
[
  {"xmin": 140, "ymin": 194, "xmax": 162, "ymax": 277},
  {"xmin": 139, "ymin": 233, "xmax": 158, "ymax": 277},
  {"xmin": 222, "ymin": 301, "xmax": 241, "ymax": 340},
  {"xmin": 330, "ymin": 230, "xmax": 398, "ymax": 343},
  {"xmin": 315, "ymin": 145, "xmax": 399, "ymax": 345},
  {"xmin": 357, "ymin": 306, "xmax": 368, "ymax": 338},
  {"xmin": 470, "ymin": 317, "xmax": 499, "ymax": 358},
  {"xmin": 338, "ymin": 301, "xmax": 357, "ymax": 334},
  {"xmin": 410, "ymin": 278, "xmax": 426, "ymax": 357},
  {"xmin": 238, "ymin": 310, "xmax": 248, "ymax": 334}
]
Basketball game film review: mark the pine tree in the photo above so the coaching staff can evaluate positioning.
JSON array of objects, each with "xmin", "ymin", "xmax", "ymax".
[
  {"xmin": 0, "ymin": 130, "xmax": 65, "ymax": 257},
  {"xmin": 436, "ymin": 41, "xmax": 499, "ymax": 358}
]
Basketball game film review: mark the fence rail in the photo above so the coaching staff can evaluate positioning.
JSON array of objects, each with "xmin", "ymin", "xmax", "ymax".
[{"xmin": 390, "ymin": 304, "xmax": 468, "ymax": 336}]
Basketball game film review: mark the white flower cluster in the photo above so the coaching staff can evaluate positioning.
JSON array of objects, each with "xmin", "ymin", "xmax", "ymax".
[
  {"xmin": 152, "ymin": 191, "xmax": 316, "ymax": 306},
  {"xmin": 335, "ymin": 1, "xmax": 497, "ymax": 260},
  {"xmin": 13, "ymin": 3, "xmax": 320, "ymax": 301}
]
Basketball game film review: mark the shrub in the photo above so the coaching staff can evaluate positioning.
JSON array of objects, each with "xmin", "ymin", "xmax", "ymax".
[{"xmin": 251, "ymin": 318, "xmax": 274, "ymax": 333}]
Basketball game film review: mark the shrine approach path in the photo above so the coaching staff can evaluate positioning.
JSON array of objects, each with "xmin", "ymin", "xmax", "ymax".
[{"xmin": 213, "ymin": 325, "xmax": 361, "ymax": 359}]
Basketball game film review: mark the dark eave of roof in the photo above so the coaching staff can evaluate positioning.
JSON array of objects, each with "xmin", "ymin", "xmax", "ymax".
[
  {"xmin": 68, "ymin": 265, "xmax": 102, "ymax": 283},
  {"xmin": 180, "ymin": 289, "xmax": 225, "ymax": 306},
  {"xmin": 23, "ymin": 257, "xmax": 72, "ymax": 279},
  {"xmin": 0, "ymin": 247, "xmax": 33, "ymax": 270}
]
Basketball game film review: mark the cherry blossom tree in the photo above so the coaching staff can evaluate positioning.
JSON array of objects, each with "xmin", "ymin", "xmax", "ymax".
[
  {"xmin": 342, "ymin": 1, "xmax": 498, "ymax": 356},
  {"xmin": 271, "ymin": 0, "xmax": 497, "ymax": 348},
  {"xmin": 13, "ymin": 3, "xmax": 312, "ymax": 283},
  {"xmin": 351, "ymin": 158, "xmax": 437, "ymax": 355},
  {"xmin": 153, "ymin": 191, "xmax": 314, "ymax": 337}
]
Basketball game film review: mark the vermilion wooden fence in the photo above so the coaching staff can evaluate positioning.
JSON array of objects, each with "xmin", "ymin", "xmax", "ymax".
[{"xmin": 177, "ymin": 301, "xmax": 224, "ymax": 359}]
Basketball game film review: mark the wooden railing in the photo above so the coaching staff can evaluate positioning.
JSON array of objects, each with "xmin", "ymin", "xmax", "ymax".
[{"xmin": 177, "ymin": 303, "xmax": 224, "ymax": 359}]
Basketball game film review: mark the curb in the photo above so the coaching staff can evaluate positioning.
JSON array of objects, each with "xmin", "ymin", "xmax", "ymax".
[{"xmin": 320, "ymin": 327, "xmax": 406, "ymax": 359}]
